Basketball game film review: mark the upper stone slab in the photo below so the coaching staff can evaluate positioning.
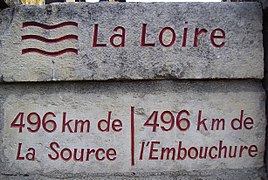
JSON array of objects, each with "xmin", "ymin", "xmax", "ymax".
[{"xmin": 0, "ymin": 2, "xmax": 263, "ymax": 82}]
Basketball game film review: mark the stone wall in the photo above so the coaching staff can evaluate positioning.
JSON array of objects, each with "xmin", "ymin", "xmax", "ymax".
[
  {"xmin": 0, "ymin": 2, "xmax": 266, "ymax": 179},
  {"xmin": 262, "ymin": 1, "xmax": 268, "ymax": 179}
]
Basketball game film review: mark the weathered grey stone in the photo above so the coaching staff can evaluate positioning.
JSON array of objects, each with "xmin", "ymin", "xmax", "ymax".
[
  {"xmin": 261, "ymin": 0, "xmax": 268, "ymax": 9},
  {"xmin": 0, "ymin": 80, "xmax": 266, "ymax": 177},
  {"xmin": 262, "ymin": 4, "xmax": 268, "ymax": 180},
  {"xmin": 3, "ymin": 0, "xmax": 21, "ymax": 7},
  {"xmin": 0, "ymin": 167, "xmax": 266, "ymax": 179},
  {"xmin": 0, "ymin": 3, "xmax": 264, "ymax": 82}
]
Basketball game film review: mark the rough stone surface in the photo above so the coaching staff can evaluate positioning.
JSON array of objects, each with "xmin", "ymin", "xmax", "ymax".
[
  {"xmin": 0, "ymin": 167, "xmax": 266, "ymax": 179},
  {"xmin": 262, "ymin": 0, "xmax": 268, "ymax": 9},
  {"xmin": 0, "ymin": 80, "xmax": 266, "ymax": 178},
  {"xmin": 0, "ymin": 3, "xmax": 264, "ymax": 82},
  {"xmin": 262, "ymin": 5, "xmax": 268, "ymax": 180},
  {"xmin": 3, "ymin": 0, "xmax": 21, "ymax": 7}
]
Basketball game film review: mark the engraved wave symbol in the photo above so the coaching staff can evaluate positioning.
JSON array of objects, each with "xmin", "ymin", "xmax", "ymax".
[
  {"xmin": 22, "ymin": 21, "xmax": 78, "ymax": 29},
  {"xmin": 21, "ymin": 21, "xmax": 78, "ymax": 57}
]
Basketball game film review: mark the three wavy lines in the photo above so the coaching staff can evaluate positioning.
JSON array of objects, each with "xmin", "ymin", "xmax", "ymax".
[{"xmin": 22, "ymin": 21, "xmax": 78, "ymax": 56}]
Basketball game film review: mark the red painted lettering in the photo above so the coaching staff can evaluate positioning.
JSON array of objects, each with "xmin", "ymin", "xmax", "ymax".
[
  {"xmin": 210, "ymin": 28, "xmax": 225, "ymax": 48},
  {"xmin": 61, "ymin": 112, "xmax": 90, "ymax": 133},
  {"xmin": 16, "ymin": 143, "xmax": 35, "ymax": 161},
  {"xmin": 199, "ymin": 146, "xmax": 208, "ymax": 159},
  {"xmin": 229, "ymin": 146, "xmax": 238, "ymax": 158},
  {"xmin": 188, "ymin": 147, "xmax": 198, "ymax": 159},
  {"xmin": 112, "ymin": 119, "xmax": 123, "ymax": 132},
  {"xmin": 86, "ymin": 149, "xmax": 95, "ymax": 161},
  {"xmin": 106, "ymin": 148, "xmax": 117, "ymax": 161},
  {"xmin": 238, "ymin": 145, "xmax": 248, "ymax": 157},
  {"xmin": 176, "ymin": 110, "xmax": 190, "ymax": 131},
  {"xmin": 48, "ymin": 141, "xmax": 60, "ymax": 160},
  {"xmin": 74, "ymin": 119, "xmax": 91, "ymax": 133},
  {"xmin": 95, "ymin": 148, "xmax": 105, "ymax": 161},
  {"xmin": 177, "ymin": 141, "xmax": 187, "ymax": 160},
  {"xmin": 231, "ymin": 110, "xmax": 254, "ymax": 130},
  {"xmin": 48, "ymin": 142, "xmax": 117, "ymax": 162},
  {"xmin": 194, "ymin": 28, "xmax": 208, "ymax": 47},
  {"xmin": 149, "ymin": 141, "xmax": 160, "ymax": 160},
  {"xmin": 211, "ymin": 118, "xmax": 225, "ymax": 130},
  {"xmin": 139, "ymin": 141, "xmax": 145, "ymax": 160},
  {"xmin": 98, "ymin": 111, "xmax": 122, "ymax": 132},
  {"xmin": 62, "ymin": 112, "xmax": 73, "ymax": 133},
  {"xmin": 182, "ymin": 21, "xmax": 188, "ymax": 47},
  {"xmin": 110, "ymin": 26, "xmax": 126, "ymax": 47},
  {"xmin": 27, "ymin": 112, "xmax": 41, "ymax": 133},
  {"xmin": 74, "ymin": 148, "xmax": 84, "ymax": 161},
  {"xmin": 218, "ymin": 140, "xmax": 227, "ymax": 158},
  {"xmin": 161, "ymin": 147, "xmax": 176, "ymax": 160},
  {"xmin": 159, "ymin": 27, "xmax": 176, "ymax": 47},
  {"xmin": 248, "ymin": 145, "xmax": 258, "ymax": 157},
  {"xmin": 141, "ymin": 141, "xmax": 258, "ymax": 161},
  {"xmin": 244, "ymin": 116, "xmax": 254, "ymax": 130},
  {"xmin": 93, "ymin": 24, "xmax": 107, "ymax": 47},
  {"xmin": 141, "ymin": 24, "xmax": 155, "ymax": 47},
  {"xmin": 16, "ymin": 143, "xmax": 24, "ymax": 160},
  {"xmin": 197, "ymin": 110, "xmax": 208, "ymax": 131},
  {"xmin": 26, "ymin": 148, "xmax": 35, "ymax": 161},
  {"xmin": 60, "ymin": 148, "xmax": 72, "ymax": 161},
  {"xmin": 208, "ymin": 146, "xmax": 217, "ymax": 159}
]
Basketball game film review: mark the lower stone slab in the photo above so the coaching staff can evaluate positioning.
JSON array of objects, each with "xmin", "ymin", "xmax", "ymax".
[
  {"xmin": 0, "ymin": 80, "xmax": 266, "ymax": 177},
  {"xmin": 0, "ymin": 167, "xmax": 266, "ymax": 179}
]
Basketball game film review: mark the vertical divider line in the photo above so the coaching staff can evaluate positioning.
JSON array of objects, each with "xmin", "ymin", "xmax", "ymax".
[{"xmin": 131, "ymin": 106, "xmax": 135, "ymax": 166}]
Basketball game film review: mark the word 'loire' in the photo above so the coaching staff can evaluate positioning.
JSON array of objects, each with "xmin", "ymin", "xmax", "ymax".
[{"xmin": 92, "ymin": 22, "xmax": 226, "ymax": 48}]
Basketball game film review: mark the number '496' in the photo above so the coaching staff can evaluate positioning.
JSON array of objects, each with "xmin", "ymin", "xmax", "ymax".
[
  {"xmin": 144, "ymin": 110, "xmax": 190, "ymax": 132},
  {"xmin": 10, "ymin": 112, "xmax": 57, "ymax": 133}
]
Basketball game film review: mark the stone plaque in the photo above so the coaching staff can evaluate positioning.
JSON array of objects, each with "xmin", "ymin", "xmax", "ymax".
[
  {"xmin": 0, "ymin": 81, "xmax": 265, "ymax": 176},
  {"xmin": 0, "ymin": 3, "xmax": 263, "ymax": 82}
]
